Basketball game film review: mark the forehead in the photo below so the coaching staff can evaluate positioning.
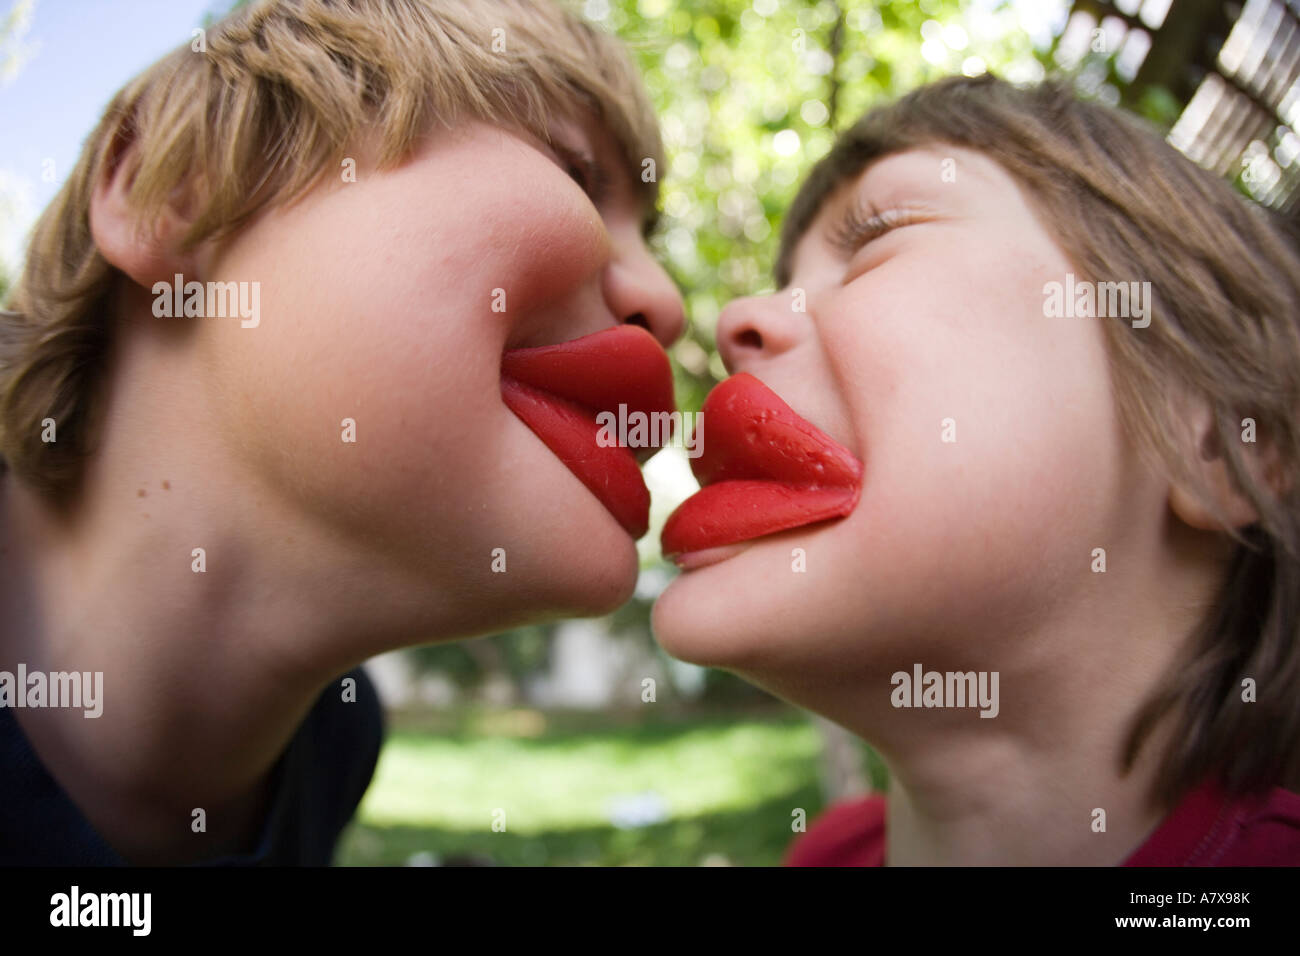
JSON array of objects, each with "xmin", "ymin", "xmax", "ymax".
[{"xmin": 786, "ymin": 145, "xmax": 1023, "ymax": 279}]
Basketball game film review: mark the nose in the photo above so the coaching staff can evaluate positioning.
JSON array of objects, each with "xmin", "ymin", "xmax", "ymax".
[
  {"xmin": 603, "ymin": 241, "xmax": 685, "ymax": 350},
  {"xmin": 715, "ymin": 291, "xmax": 804, "ymax": 374}
]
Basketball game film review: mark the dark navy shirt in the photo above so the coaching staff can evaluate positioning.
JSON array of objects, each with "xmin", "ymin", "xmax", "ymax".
[{"xmin": 0, "ymin": 666, "xmax": 384, "ymax": 865}]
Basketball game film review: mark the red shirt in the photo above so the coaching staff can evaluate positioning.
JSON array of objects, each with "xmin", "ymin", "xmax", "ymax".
[{"xmin": 784, "ymin": 777, "xmax": 1300, "ymax": 866}]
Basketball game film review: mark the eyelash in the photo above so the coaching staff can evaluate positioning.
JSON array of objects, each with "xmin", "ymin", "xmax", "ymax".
[
  {"xmin": 554, "ymin": 145, "xmax": 612, "ymax": 206},
  {"xmin": 829, "ymin": 201, "xmax": 918, "ymax": 255}
]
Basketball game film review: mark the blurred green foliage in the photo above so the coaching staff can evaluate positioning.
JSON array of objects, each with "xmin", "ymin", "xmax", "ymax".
[
  {"xmin": 406, "ymin": 625, "xmax": 551, "ymax": 688},
  {"xmin": 337, "ymin": 709, "xmax": 825, "ymax": 865},
  {"xmin": 617, "ymin": 0, "xmax": 1045, "ymax": 413},
  {"xmin": 0, "ymin": 0, "xmax": 34, "ymax": 81}
]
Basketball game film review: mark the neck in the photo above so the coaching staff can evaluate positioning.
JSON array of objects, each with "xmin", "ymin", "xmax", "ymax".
[
  {"xmin": 879, "ymin": 681, "xmax": 1183, "ymax": 866},
  {"xmin": 0, "ymin": 321, "xmax": 434, "ymax": 864},
  {"xmin": 774, "ymin": 526, "xmax": 1220, "ymax": 865}
]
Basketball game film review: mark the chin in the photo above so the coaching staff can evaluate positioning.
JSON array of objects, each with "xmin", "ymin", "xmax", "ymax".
[
  {"xmin": 441, "ymin": 535, "xmax": 639, "ymax": 640},
  {"xmin": 651, "ymin": 563, "xmax": 775, "ymax": 671},
  {"xmin": 540, "ymin": 508, "xmax": 642, "ymax": 618},
  {"xmin": 568, "ymin": 541, "xmax": 640, "ymax": 617},
  {"xmin": 652, "ymin": 522, "xmax": 865, "ymax": 674}
]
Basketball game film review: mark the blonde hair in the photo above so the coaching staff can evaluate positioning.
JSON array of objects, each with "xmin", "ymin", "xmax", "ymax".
[
  {"xmin": 778, "ymin": 74, "xmax": 1300, "ymax": 811},
  {"xmin": 0, "ymin": 0, "xmax": 662, "ymax": 497}
]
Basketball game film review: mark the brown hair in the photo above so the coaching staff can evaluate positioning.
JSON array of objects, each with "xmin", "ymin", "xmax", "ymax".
[
  {"xmin": 778, "ymin": 73, "xmax": 1300, "ymax": 811},
  {"xmin": 0, "ymin": 0, "xmax": 662, "ymax": 498}
]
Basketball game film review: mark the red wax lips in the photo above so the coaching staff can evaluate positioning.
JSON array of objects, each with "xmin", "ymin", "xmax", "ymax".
[
  {"xmin": 660, "ymin": 373, "xmax": 863, "ymax": 559},
  {"xmin": 501, "ymin": 325, "xmax": 677, "ymax": 539}
]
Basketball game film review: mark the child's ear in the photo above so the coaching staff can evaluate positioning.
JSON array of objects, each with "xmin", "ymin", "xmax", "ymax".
[
  {"xmin": 88, "ymin": 131, "xmax": 205, "ymax": 289},
  {"xmin": 1168, "ymin": 403, "xmax": 1284, "ymax": 532}
]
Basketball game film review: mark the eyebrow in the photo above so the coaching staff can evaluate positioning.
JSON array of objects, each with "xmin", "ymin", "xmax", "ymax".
[{"xmin": 848, "ymin": 153, "xmax": 961, "ymax": 207}]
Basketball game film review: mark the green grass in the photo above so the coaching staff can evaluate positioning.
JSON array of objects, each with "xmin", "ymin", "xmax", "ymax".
[{"xmin": 336, "ymin": 707, "xmax": 827, "ymax": 866}]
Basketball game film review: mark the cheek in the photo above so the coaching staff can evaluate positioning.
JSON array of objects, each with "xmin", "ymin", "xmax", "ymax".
[
  {"xmin": 477, "ymin": 188, "xmax": 610, "ymax": 312},
  {"xmin": 201, "ymin": 191, "xmax": 485, "ymax": 463},
  {"xmin": 830, "ymin": 236, "xmax": 1134, "ymax": 613},
  {"xmin": 192, "ymin": 142, "xmax": 609, "ymax": 540},
  {"xmin": 399, "ymin": 140, "xmax": 610, "ymax": 316}
]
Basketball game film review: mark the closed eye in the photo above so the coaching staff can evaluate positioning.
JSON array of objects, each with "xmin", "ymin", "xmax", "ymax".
[{"xmin": 829, "ymin": 200, "xmax": 922, "ymax": 256}]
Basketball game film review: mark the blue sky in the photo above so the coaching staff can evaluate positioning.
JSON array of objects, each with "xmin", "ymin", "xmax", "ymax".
[{"xmin": 1, "ymin": 0, "xmax": 217, "ymax": 270}]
